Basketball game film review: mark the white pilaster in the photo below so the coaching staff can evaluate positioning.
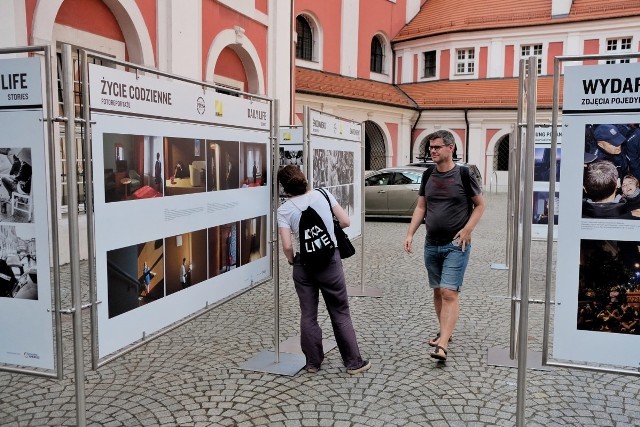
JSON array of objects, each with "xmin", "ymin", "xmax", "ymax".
[
  {"xmin": 157, "ymin": 0, "xmax": 201, "ymax": 79},
  {"xmin": 488, "ymin": 38, "xmax": 504, "ymax": 78},
  {"xmin": 340, "ymin": 0, "xmax": 359, "ymax": 77},
  {"xmin": 269, "ymin": 0, "xmax": 293, "ymax": 125},
  {"xmin": 0, "ymin": 0, "xmax": 28, "ymax": 52}
]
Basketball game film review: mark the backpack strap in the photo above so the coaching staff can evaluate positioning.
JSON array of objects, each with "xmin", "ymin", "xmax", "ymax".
[{"xmin": 316, "ymin": 188, "xmax": 337, "ymax": 219}]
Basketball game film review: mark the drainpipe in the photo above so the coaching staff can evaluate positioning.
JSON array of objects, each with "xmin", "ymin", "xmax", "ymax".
[
  {"xmin": 464, "ymin": 108, "xmax": 470, "ymax": 162},
  {"xmin": 410, "ymin": 109, "xmax": 423, "ymax": 162}
]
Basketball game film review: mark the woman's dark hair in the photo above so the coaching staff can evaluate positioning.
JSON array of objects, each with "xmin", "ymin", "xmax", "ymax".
[{"xmin": 278, "ymin": 165, "xmax": 308, "ymax": 196}]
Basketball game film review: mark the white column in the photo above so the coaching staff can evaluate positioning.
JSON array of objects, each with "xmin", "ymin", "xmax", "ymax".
[
  {"xmin": 488, "ymin": 38, "xmax": 504, "ymax": 78},
  {"xmin": 340, "ymin": 0, "xmax": 359, "ymax": 77},
  {"xmin": 157, "ymin": 0, "xmax": 201, "ymax": 79},
  {"xmin": 269, "ymin": 0, "xmax": 293, "ymax": 125},
  {"xmin": 399, "ymin": 49, "xmax": 413, "ymax": 84},
  {"xmin": 0, "ymin": 0, "xmax": 28, "ymax": 51}
]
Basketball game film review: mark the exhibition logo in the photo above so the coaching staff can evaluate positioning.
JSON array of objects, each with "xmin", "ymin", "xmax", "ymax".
[
  {"xmin": 215, "ymin": 100, "xmax": 223, "ymax": 117},
  {"xmin": 196, "ymin": 97, "xmax": 205, "ymax": 115},
  {"xmin": 283, "ymin": 131, "xmax": 291, "ymax": 141},
  {"xmin": 24, "ymin": 352, "xmax": 40, "ymax": 359}
]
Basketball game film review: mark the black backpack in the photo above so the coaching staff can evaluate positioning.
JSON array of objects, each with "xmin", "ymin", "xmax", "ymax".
[{"xmin": 298, "ymin": 192, "xmax": 335, "ymax": 270}]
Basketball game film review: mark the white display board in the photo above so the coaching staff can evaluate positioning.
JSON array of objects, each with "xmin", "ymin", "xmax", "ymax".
[
  {"xmin": 555, "ymin": 62, "xmax": 640, "ymax": 367},
  {"xmin": 532, "ymin": 126, "xmax": 561, "ymax": 240},
  {"xmin": 89, "ymin": 64, "xmax": 272, "ymax": 359},
  {"xmin": 308, "ymin": 110, "xmax": 362, "ymax": 239},
  {"xmin": 0, "ymin": 57, "xmax": 55, "ymax": 370}
]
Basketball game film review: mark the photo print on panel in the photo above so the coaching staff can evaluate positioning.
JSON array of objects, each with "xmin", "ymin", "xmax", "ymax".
[
  {"xmin": 164, "ymin": 137, "xmax": 207, "ymax": 196},
  {"xmin": 239, "ymin": 142, "xmax": 267, "ymax": 188},
  {"xmin": 0, "ymin": 147, "xmax": 33, "ymax": 223},
  {"xmin": 164, "ymin": 229, "xmax": 207, "ymax": 296},
  {"xmin": 106, "ymin": 239, "xmax": 165, "ymax": 318},
  {"xmin": 582, "ymin": 123, "xmax": 640, "ymax": 220},
  {"xmin": 206, "ymin": 140, "xmax": 240, "ymax": 192},
  {"xmin": 312, "ymin": 148, "xmax": 355, "ymax": 215},
  {"xmin": 103, "ymin": 133, "xmax": 164, "ymax": 203},
  {"xmin": 577, "ymin": 239, "xmax": 640, "ymax": 336},
  {"xmin": 208, "ymin": 221, "xmax": 240, "ymax": 277},
  {"xmin": 0, "ymin": 225, "xmax": 37, "ymax": 300},
  {"xmin": 240, "ymin": 215, "xmax": 267, "ymax": 267}
]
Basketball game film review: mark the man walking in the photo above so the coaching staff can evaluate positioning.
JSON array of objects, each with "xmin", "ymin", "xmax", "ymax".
[{"xmin": 403, "ymin": 130, "xmax": 485, "ymax": 361}]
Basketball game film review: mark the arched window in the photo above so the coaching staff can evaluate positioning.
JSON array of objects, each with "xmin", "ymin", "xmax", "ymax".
[
  {"xmin": 370, "ymin": 36, "xmax": 384, "ymax": 73},
  {"xmin": 296, "ymin": 16, "xmax": 313, "ymax": 61},
  {"xmin": 495, "ymin": 135, "xmax": 510, "ymax": 171}
]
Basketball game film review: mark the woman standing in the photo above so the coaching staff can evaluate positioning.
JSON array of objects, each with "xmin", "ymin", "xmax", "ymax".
[{"xmin": 277, "ymin": 165, "xmax": 370, "ymax": 374}]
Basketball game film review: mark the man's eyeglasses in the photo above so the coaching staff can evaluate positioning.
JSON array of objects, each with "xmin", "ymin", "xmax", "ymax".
[{"xmin": 429, "ymin": 144, "xmax": 450, "ymax": 151}]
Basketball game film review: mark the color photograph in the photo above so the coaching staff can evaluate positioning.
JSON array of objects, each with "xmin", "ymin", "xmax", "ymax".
[
  {"xmin": 164, "ymin": 229, "xmax": 207, "ymax": 295},
  {"xmin": 103, "ymin": 133, "xmax": 163, "ymax": 203},
  {"xmin": 164, "ymin": 137, "xmax": 207, "ymax": 196},
  {"xmin": 577, "ymin": 239, "xmax": 640, "ymax": 335},
  {"xmin": 206, "ymin": 140, "xmax": 240, "ymax": 191},
  {"xmin": 239, "ymin": 215, "xmax": 267, "ymax": 266},
  {"xmin": 208, "ymin": 221, "xmax": 240, "ymax": 277},
  {"xmin": 240, "ymin": 142, "xmax": 267, "ymax": 187},
  {"xmin": 532, "ymin": 191, "xmax": 559, "ymax": 225},
  {"xmin": 106, "ymin": 239, "xmax": 165, "ymax": 318},
  {"xmin": 534, "ymin": 146, "xmax": 561, "ymax": 182}
]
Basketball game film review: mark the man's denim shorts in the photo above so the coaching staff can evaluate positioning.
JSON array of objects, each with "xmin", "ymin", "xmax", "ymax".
[{"xmin": 423, "ymin": 240, "xmax": 471, "ymax": 291}]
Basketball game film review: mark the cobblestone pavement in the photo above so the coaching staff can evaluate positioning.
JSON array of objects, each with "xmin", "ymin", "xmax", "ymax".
[{"xmin": 1, "ymin": 193, "xmax": 640, "ymax": 426}]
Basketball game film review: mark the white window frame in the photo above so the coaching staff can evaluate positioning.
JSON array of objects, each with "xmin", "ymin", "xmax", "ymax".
[
  {"xmin": 520, "ymin": 43, "xmax": 544, "ymax": 76},
  {"xmin": 421, "ymin": 50, "xmax": 437, "ymax": 80},
  {"xmin": 369, "ymin": 33, "xmax": 393, "ymax": 82},
  {"xmin": 454, "ymin": 48, "xmax": 475, "ymax": 76},
  {"xmin": 605, "ymin": 36, "xmax": 632, "ymax": 64},
  {"xmin": 294, "ymin": 13, "xmax": 323, "ymax": 70}
]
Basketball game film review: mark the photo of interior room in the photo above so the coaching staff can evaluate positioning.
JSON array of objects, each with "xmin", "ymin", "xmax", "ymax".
[
  {"xmin": 206, "ymin": 140, "xmax": 239, "ymax": 191},
  {"xmin": 103, "ymin": 133, "xmax": 163, "ymax": 203},
  {"xmin": 207, "ymin": 221, "xmax": 239, "ymax": 277},
  {"xmin": 164, "ymin": 137, "xmax": 207, "ymax": 196},
  {"xmin": 0, "ymin": 147, "xmax": 34, "ymax": 223},
  {"xmin": 239, "ymin": 215, "xmax": 267, "ymax": 267},
  {"xmin": 106, "ymin": 239, "xmax": 165, "ymax": 318},
  {"xmin": 240, "ymin": 142, "xmax": 267, "ymax": 187},
  {"xmin": 164, "ymin": 229, "xmax": 207, "ymax": 295}
]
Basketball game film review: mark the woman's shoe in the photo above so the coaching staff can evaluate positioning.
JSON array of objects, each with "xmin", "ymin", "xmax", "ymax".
[
  {"xmin": 428, "ymin": 333, "xmax": 452, "ymax": 347},
  {"xmin": 346, "ymin": 360, "xmax": 371, "ymax": 375},
  {"xmin": 430, "ymin": 345, "xmax": 448, "ymax": 361}
]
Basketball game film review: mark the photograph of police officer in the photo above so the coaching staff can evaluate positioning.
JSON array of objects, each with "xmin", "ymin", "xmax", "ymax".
[{"xmin": 0, "ymin": 225, "xmax": 37, "ymax": 300}]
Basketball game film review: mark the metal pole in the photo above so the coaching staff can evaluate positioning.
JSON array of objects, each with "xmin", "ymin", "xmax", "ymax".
[
  {"xmin": 62, "ymin": 44, "xmax": 87, "ymax": 427},
  {"xmin": 42, "ymin": 45, "xmax": 64, "ymax": 380},
  {"xmin": 79, "ymin": 50, "xmax": 99, "ymax": 370},
  {"xmin": 509, "ymin": 59, "xmax": 526, "ymax": 359},
  {"xmin": 303, "ymin": 106, "xmax": 310, "ymax": 184},
  {"xmin": 359, "ymin": 121, "xmax": 365, "ymax": 292},
  {"xmin": 272, "ymin": 100, "xmax": 281, "ymax": 363},
  {"xmin": 542, "ymin": 57, "xmax": 561, "ymax": 365},
  {"xmin": 515, "ymin": 55, "xmax": 537, "ymax": 427}
]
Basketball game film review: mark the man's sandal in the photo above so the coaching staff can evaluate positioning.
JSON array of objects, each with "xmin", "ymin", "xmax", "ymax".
[
  {"xmin": 430, "ymin": 345, "xmax": 448, "ymax": 361},
  {"xmin": 428, "ymin": 333, "xmax": 453, "ymax": 347}
]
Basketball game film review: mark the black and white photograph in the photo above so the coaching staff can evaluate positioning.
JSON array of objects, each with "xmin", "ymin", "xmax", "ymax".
[
  {"xmin": 0, "ymin": 148, "xmax": 33, "ymax": 223},
  {"xmin": 0, "ymin": 225, "xmax": 37, "ymax": 300},
  {"xmin": 577, "ymin": 239, "xmax": 640, "ymax": 335},
  {"xmin": 312, "ymin": 148, "xmax": 354, "ymax": 189},
  {"xmin": 280, "ymin": 147, "xmax": 303, "ymax": 166}
]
